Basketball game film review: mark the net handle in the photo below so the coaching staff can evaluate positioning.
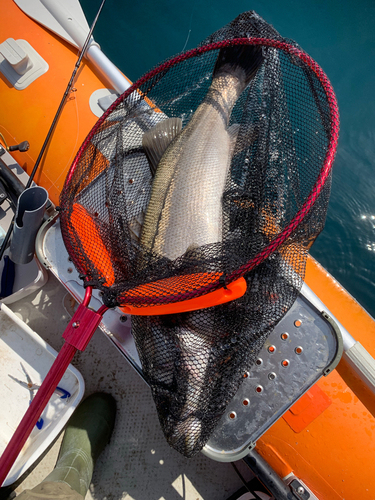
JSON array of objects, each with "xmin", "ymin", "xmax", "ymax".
[{"xmin": 64, "ymin": 37, "xmax": 339, "ymax": 300}]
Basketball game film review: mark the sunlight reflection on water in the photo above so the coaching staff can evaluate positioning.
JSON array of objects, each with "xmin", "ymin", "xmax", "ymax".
[{"xmin": 81, "ymin": 0, "xmax": 375, "ymax": 315}]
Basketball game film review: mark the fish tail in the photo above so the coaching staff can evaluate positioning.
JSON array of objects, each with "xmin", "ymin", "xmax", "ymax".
[
  {"xmin": 213, "ymin": 44, "xmax": 264, "ymax": 88},
  {"xmin": 169, "ymin": 416, "xmax": 202, "ymax": 457}
]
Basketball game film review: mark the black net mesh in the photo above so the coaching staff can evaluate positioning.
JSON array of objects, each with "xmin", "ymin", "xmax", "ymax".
[{"xmin": 60, "ymin": 11, "xmax": 338, "ymax": 457}]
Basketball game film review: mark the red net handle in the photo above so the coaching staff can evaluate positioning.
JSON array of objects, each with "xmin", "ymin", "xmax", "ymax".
[{"xmin": 64, "ymin": 38, "xmax": 339, "ymax": 306}]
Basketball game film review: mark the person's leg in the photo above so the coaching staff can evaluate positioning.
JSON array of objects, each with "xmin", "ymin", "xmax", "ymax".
[{"xmin": 17, "ymin": 393, "xmax": 116, "ymax": 500}]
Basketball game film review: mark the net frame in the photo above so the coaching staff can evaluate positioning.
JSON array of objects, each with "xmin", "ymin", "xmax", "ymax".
[
  {"xmin": 57, "ymin": 26, "xmax": 340, "ymax": 458},
  {"xmin": 61, "ymin": 37, "xmax": 339, "ymax": 310}
]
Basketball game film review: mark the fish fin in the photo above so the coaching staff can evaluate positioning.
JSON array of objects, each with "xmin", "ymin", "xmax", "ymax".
[
  {"xmin": 228, "ymin": 123, "xmax": 240, "ymax": 156},
  {"xmin": 142, "ymin": 117, "xmax": 182, "ymax": 176},
  {"xmin": 186, "ymin": 243, "xmax": 199, "ymax": 254},
  {"xmin": 228, "ymin": 122, "xmax": 259, "ymax": 157},
  {"xmin": 213, "ymin": 44, "xmax": 264, "ymax": 88},
  {"xmin": 228, "ymin": 123, "xmax": 240, "ymax": 141},
  {"xmin": 129, "ymin": 211, "xmax": 145, "ymax": 242},
  {"xmin": 168, "ymin": 416, "xmax": 202, "ymax": 457}
]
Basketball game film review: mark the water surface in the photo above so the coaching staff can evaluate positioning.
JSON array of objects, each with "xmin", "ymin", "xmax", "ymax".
[{"xmin": 81, "ymin": 0, "xmax": 375, "ymax": 316}]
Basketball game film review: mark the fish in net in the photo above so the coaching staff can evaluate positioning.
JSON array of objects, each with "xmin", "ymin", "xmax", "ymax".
[{"xmin": 60, "ymin": 11, "xmax": 339, "ymax": 457}]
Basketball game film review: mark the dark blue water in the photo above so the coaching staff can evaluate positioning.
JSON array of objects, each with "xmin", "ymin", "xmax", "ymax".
[{"xmin": 82, "ymin": 0, "xmax": 375, "ymax": 316}]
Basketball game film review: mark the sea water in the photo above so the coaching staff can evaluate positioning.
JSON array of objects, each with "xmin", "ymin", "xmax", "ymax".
[{"xmin": 81, "ymin": 0, "xmax": 375, "ymax": 317}]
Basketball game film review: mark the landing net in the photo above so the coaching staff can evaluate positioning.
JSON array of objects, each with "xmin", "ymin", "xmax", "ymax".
[{"xmin": 60, "ymin": 11, "xmax": 339, "ymax": 457}]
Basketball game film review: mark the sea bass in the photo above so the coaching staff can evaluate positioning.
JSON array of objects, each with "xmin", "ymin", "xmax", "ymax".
[
  {"xmin": 168, "ymin": 309, "xmax": 215, "ymax": 455},
  {"xmin": 140, "ymin": 45, "xmax": 264, "ymax": 260},
  {"xmin": 136, "ymin": 309, "xmax": 217, "ymax": 457},
  {"xmin": 138, "ymin": 46, "xmax": 264, "ymax": 457}
]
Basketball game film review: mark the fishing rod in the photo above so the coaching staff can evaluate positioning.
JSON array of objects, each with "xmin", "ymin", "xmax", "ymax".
[{"xmin": 0, "ymin": 0, "xmax": 107, "ymax": 262}]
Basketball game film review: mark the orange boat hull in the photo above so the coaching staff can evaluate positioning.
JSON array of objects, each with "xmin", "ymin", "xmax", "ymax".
[
  {"xmin": 257, "ymin": 257, "xmax": 375, "ymax": 499},
  {"xmin": 0, "ymin": 0, "xmax": 130, "ymax": 207}
]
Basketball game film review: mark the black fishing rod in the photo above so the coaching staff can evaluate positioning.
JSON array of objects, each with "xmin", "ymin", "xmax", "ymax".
[{"xmin": 0, "ymin": 0, "xmax": 107, "ymax": 262}]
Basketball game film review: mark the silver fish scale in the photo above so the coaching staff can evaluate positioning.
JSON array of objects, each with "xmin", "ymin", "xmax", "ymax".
[{"xmin": 140, "ymin": 73, "xmax": 243, "ymax": 261}]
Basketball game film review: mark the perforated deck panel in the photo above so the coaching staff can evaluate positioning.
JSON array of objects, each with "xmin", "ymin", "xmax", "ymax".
[{"xmin": 203, "ymin": 291, "xmax": 342, "ymax": 461}]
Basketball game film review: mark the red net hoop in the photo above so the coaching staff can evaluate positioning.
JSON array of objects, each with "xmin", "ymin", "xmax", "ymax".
[
  {"xmin": 59, "ymin": 11, "xmax": 339, "ymax": 457},
  {"xmin": 61, "ymin": 36, "xmax": 338, "ymax": 309}
]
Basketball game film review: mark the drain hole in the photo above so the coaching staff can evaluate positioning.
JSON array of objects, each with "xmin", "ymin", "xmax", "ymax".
[
  {"xmin": 268, "ymin": 345, "xmax": 276, "ymax": 354},
  {"xmin": 294, "ymin": 319, "xmax": 302, "ymax": 328},
  {"xmin": 255, "ymin": 358, "xmax": 263, "ymax": 366},
  {"xmin": 242, "ymin": 398, "xmax": 250, "ymax": 406},
  {"xmin": 295, "ymin": 346, "xmax": 303, "ymax": 355},
  {"xmin": 229, "ymin": 411, "xmax": 237, "ymax": 419},
  {"xmin": 281, "ymin": 359, "xmax": 290, "ymax": 368},
  {"xmin": 281, "ymin": 332, "xmax": 289, "ymax": 341},
  {"xmin": 256, "ymin": 385, "xmax": 263, "ymax": 393}
]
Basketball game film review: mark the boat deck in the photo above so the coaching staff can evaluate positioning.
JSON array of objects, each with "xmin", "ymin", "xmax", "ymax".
[{"xmin": 3, "ymin": 272, "xmax": 248, "ymax": 500}]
